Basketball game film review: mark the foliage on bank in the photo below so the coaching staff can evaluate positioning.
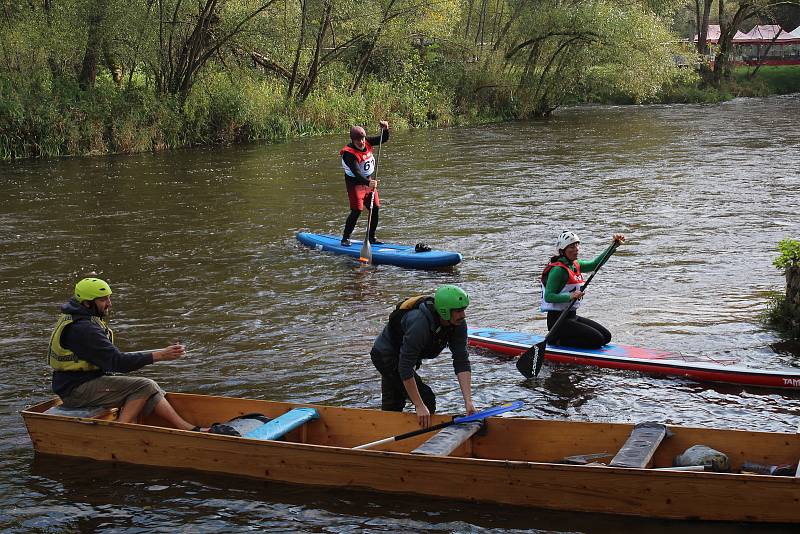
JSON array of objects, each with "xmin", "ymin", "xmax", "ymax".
[
  {"xmin": 593, "ymin": 65, "xmax": 800, "ymax": 105},
  {"xmin": 3, "ymin": 1, "xmax": 797, "ymax": 161},
  {"xmin": 765, "ymin": 238, "xmax": 800, "ymax": 338},
  {"xmin": 1, "ymin": 0, "xmax": 691, "ymax": 160},
  {"xmin": 0, "ymin": 71, "xmax": 457, "ymax": 159}
]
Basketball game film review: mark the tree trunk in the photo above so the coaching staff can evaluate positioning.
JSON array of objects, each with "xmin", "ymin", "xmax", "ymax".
[
  {"xmin": 787, "ymin": 266, "xmax": 800, "ymax": 334},
  {"xmin": 351, "ymin": 34, "xmax": 378, "ymax": 93},
  {"xmin": 103, "ymin": 41, "xmax": 123, "ymax": 86},
  {"xmin": 287, "ymin": 0, "xmax": 307, "ymax": 98},
  {"xmin": 79, "ymin": 1, "xmax": 109, "ymax": 90},
  {"xmin": 464, "ymin": 0, "xmax": 475, "ymax": 40},
  {"xmin": 351, "ymin": 0, "xmax": 397, "ymax": 93},
  {"xmin": 749, "ymin": 30, "xmax": 783, "ymax": 78},
  {"xmin": 297, "ymin": 0, "xmax": 332, "ymax": 102},
  {"xmin": 695, "ymin": 0, "xmax": 713, "ymax": 55}
]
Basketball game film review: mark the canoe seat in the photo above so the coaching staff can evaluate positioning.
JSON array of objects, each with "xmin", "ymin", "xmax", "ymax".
[
  {"xmin": 609, "ymin": 422, "xmax": 673, "ymax": 469},
  {"xmin": 45, "ymin": 405, "xmax": 118, "ymax": 421},
  {"xmin": 412, "ymin": 421, "xmax": 484, "ymax": 456},
  {"xmin": 243, "ymin": 407, "xmax": 319, "ymax": 441}
]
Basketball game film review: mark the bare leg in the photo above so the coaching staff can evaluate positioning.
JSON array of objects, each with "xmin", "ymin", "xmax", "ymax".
[
  {"xmin": 118, "ymin": 397, "xmax": 148, "ymax": 423},
  {"xmin": 152, "ymin": 398, "xmax": 200, "ymax": 430}
]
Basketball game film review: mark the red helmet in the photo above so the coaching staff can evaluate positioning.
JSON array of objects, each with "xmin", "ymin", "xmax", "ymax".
[{"xmin": 350, "ymin": 126, "xmax": 366, "ymax": 140}]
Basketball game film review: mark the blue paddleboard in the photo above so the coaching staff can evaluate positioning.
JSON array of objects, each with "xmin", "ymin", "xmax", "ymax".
[{"xmin": 296, "ymin": 232, "xmax": 462, "ymax": 269}]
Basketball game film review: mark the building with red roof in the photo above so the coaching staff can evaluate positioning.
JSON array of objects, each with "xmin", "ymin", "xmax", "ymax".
[{"xmin": 694, "ymin": 24, "xmax": 800, "ymax": 65}]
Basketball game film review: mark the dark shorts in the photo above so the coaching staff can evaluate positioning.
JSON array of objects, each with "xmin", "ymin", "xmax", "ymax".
[
  {"xmin": 346, "ymin": 183, "xmax": 380, "ymax": 210},
  {"xmin": 59, "ymin": 375, "xmax": 165, "ymax": 416}
]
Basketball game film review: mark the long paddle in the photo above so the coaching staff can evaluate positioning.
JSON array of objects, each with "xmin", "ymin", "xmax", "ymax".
[
  {"xmin": 516, "ymin": 242, "xmax": 621, "ymax": 379},
  {"xmin": 358, "ymin": 127, "xmax": 384, "ymax": 265},
  {"xmin": 353, "ymin": 400, "xmax": 524, "ymax": 450}
]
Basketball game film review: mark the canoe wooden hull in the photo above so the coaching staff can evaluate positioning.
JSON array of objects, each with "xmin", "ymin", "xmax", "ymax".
[{"xmin": 21, "ymin": 394, "xmax": 800, "ymax": 523}]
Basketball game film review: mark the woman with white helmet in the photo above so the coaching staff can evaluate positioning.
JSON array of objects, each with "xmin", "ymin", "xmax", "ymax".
[{"xmin": 539, "ymin": 231, "xmax": 625, "ymax": 349}]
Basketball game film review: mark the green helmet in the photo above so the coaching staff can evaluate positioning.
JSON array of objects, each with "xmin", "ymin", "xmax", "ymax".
[
  {"xmin": 434, "ymin": 284, "xmax": 469, "ymax": 320},
  {"xmin": 74, "ymin": 277, "xmax": 113, "ymax": 302}
]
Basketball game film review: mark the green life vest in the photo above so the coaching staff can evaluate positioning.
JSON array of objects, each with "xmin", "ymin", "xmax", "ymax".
[{"xmin": 47, "ymin": 314, "xmax": 113, "ymax": 372}]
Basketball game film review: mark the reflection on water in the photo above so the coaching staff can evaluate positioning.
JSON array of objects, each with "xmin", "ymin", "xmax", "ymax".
[{"xmin": 2, "ymin": 95, "xmax": 800, "ymax": 532}]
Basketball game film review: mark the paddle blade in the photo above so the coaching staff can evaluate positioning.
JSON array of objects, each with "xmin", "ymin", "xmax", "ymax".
[
  {"xmin": 533, "ymin": 342, "xmax": 545, "ymax": 376},
  {"xmin": 516, "ymin": 341, "xmax": 545, "ymax": 378},
  {"xmin": 453, "ymin": 400, "xmax": 524, "ymax": 424},
  {"xmin": 359, "ymin": 239, "xmax": 372, "ymax": 264}
]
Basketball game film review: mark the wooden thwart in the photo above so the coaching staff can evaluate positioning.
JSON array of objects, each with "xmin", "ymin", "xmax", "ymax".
[
  {"xmin": 412, "ymin": 421, "xmax": 484, "ymax": 456},
  {"xmin": 609, "ymin": 422, "xmax": 672, "ymax": 469}
]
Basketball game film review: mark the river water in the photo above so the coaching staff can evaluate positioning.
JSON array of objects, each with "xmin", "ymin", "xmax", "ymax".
[{"xmin": 2, "ymin": 95, "xmax": 799, "ymax": 532}]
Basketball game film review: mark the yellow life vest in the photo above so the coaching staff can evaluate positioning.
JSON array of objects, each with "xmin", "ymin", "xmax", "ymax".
[{"xmin": 47, "ymin": 314, "xmax": 113, "ymax": 372}]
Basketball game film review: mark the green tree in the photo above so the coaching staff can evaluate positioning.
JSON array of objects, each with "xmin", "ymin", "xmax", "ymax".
[
  {"xmin": 461, "ymin": 0, "xmax": 686, "ymax": 116},
  {"xmin": 153, "ymin": 0, "xmax": 280, "ymax": 101}
]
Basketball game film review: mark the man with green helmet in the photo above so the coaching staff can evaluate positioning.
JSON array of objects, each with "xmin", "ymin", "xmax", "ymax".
[
  {"xmin": 370, "ymin": 284, "xmax": 476, "ymax": 427},
  {"xmin": 47, "ymin": 277, "xmax": 203, "ymax": 431}
]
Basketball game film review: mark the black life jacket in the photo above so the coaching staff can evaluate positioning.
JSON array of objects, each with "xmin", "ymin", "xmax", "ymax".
[
  {"xmin": 209, "ymin": 413, "xmax": 273, "ymax": 437},
  {"xmin": 388, "ymin": 295, "xmax": 431, "ymax": 344},
  {"xmin": 388, "ymin": 296, "xmax": 451, "ymax": 357}
]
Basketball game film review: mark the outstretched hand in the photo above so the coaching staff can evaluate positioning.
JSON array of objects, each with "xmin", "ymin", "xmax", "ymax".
[
  {"xmin": 153, "ymin": 343, "xmax": 186, "ymax": 362},
  {"xmin": 612, "ymin": 233, "xmax": 625, "ymax": 245},
  {"xmin": 378, "ymin": 120, "xmax": 389, "ymax": 130}
]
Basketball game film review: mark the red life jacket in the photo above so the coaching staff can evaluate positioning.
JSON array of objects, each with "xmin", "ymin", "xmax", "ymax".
[
  {"xmin": 340, "ymin": 142, "xmax": 375, "ymax": 178},
  {"xmin": 540, "ymin": 260, "xmax": 584, "ymax": 312}
]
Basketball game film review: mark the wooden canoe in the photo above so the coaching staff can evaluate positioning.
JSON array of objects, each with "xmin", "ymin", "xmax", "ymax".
[{"xmin": 21, "ymin": 393, "xmax": 800, "ymax": 523}]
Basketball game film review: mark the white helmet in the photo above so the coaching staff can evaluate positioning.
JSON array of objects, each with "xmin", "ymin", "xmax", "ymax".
[{"xmin": 556, "ymin": 231, "xmax": 580, "ymax": 253}]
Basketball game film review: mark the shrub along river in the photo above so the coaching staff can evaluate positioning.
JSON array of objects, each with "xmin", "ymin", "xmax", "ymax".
[{"xmin": 1, "ymin": 94, "xmax": 799, "ymax": 532}]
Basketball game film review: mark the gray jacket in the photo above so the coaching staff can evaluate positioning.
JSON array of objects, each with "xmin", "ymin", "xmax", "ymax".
[{"xmin": 371, "ymin": 301, "xmax": 470, "ymax": 381}]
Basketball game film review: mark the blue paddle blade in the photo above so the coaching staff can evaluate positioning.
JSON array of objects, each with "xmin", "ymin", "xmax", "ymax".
[{"xmin": 453, "ymin": 400, "xmax": 524, "ymax": 424}]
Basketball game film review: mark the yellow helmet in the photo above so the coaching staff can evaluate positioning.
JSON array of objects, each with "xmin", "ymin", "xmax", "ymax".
[{"xmin": 74, "ymin": 278, "xmax": 112, "ymax": 302}]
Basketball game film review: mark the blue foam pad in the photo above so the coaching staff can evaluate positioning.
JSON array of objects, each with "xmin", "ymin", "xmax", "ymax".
[{"xmin": 243, "ymin": 407, "xmax": 319, "ymax": 441}]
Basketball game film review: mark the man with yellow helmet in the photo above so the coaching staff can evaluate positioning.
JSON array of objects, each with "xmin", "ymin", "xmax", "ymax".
[{"xmin": 47, "ymin": 277, "xmax": 202, "ymax": 430}]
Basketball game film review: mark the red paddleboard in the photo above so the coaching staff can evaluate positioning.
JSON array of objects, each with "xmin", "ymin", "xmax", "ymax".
[{"xmin": 468, "ymin": 327, "xmax": 800, "ymax": 390}]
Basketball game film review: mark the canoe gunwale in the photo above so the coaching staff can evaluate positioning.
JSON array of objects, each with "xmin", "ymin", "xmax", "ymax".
[{"xmin": 20, "ymin": 394, "xmax": 800, "ymax": 523}]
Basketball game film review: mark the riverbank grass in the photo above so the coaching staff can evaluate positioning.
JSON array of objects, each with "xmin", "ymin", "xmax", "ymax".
[
  {"xmin": 733, "ymin": 65, "xmax": 800, "ymax": 95},
  {"xmin": 658, "ymin": 65, "xmax": 800, "ymax": 104},
  {"xmin": 0, "ymin": 70, "xmax": 461, "ymax": 160}
]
